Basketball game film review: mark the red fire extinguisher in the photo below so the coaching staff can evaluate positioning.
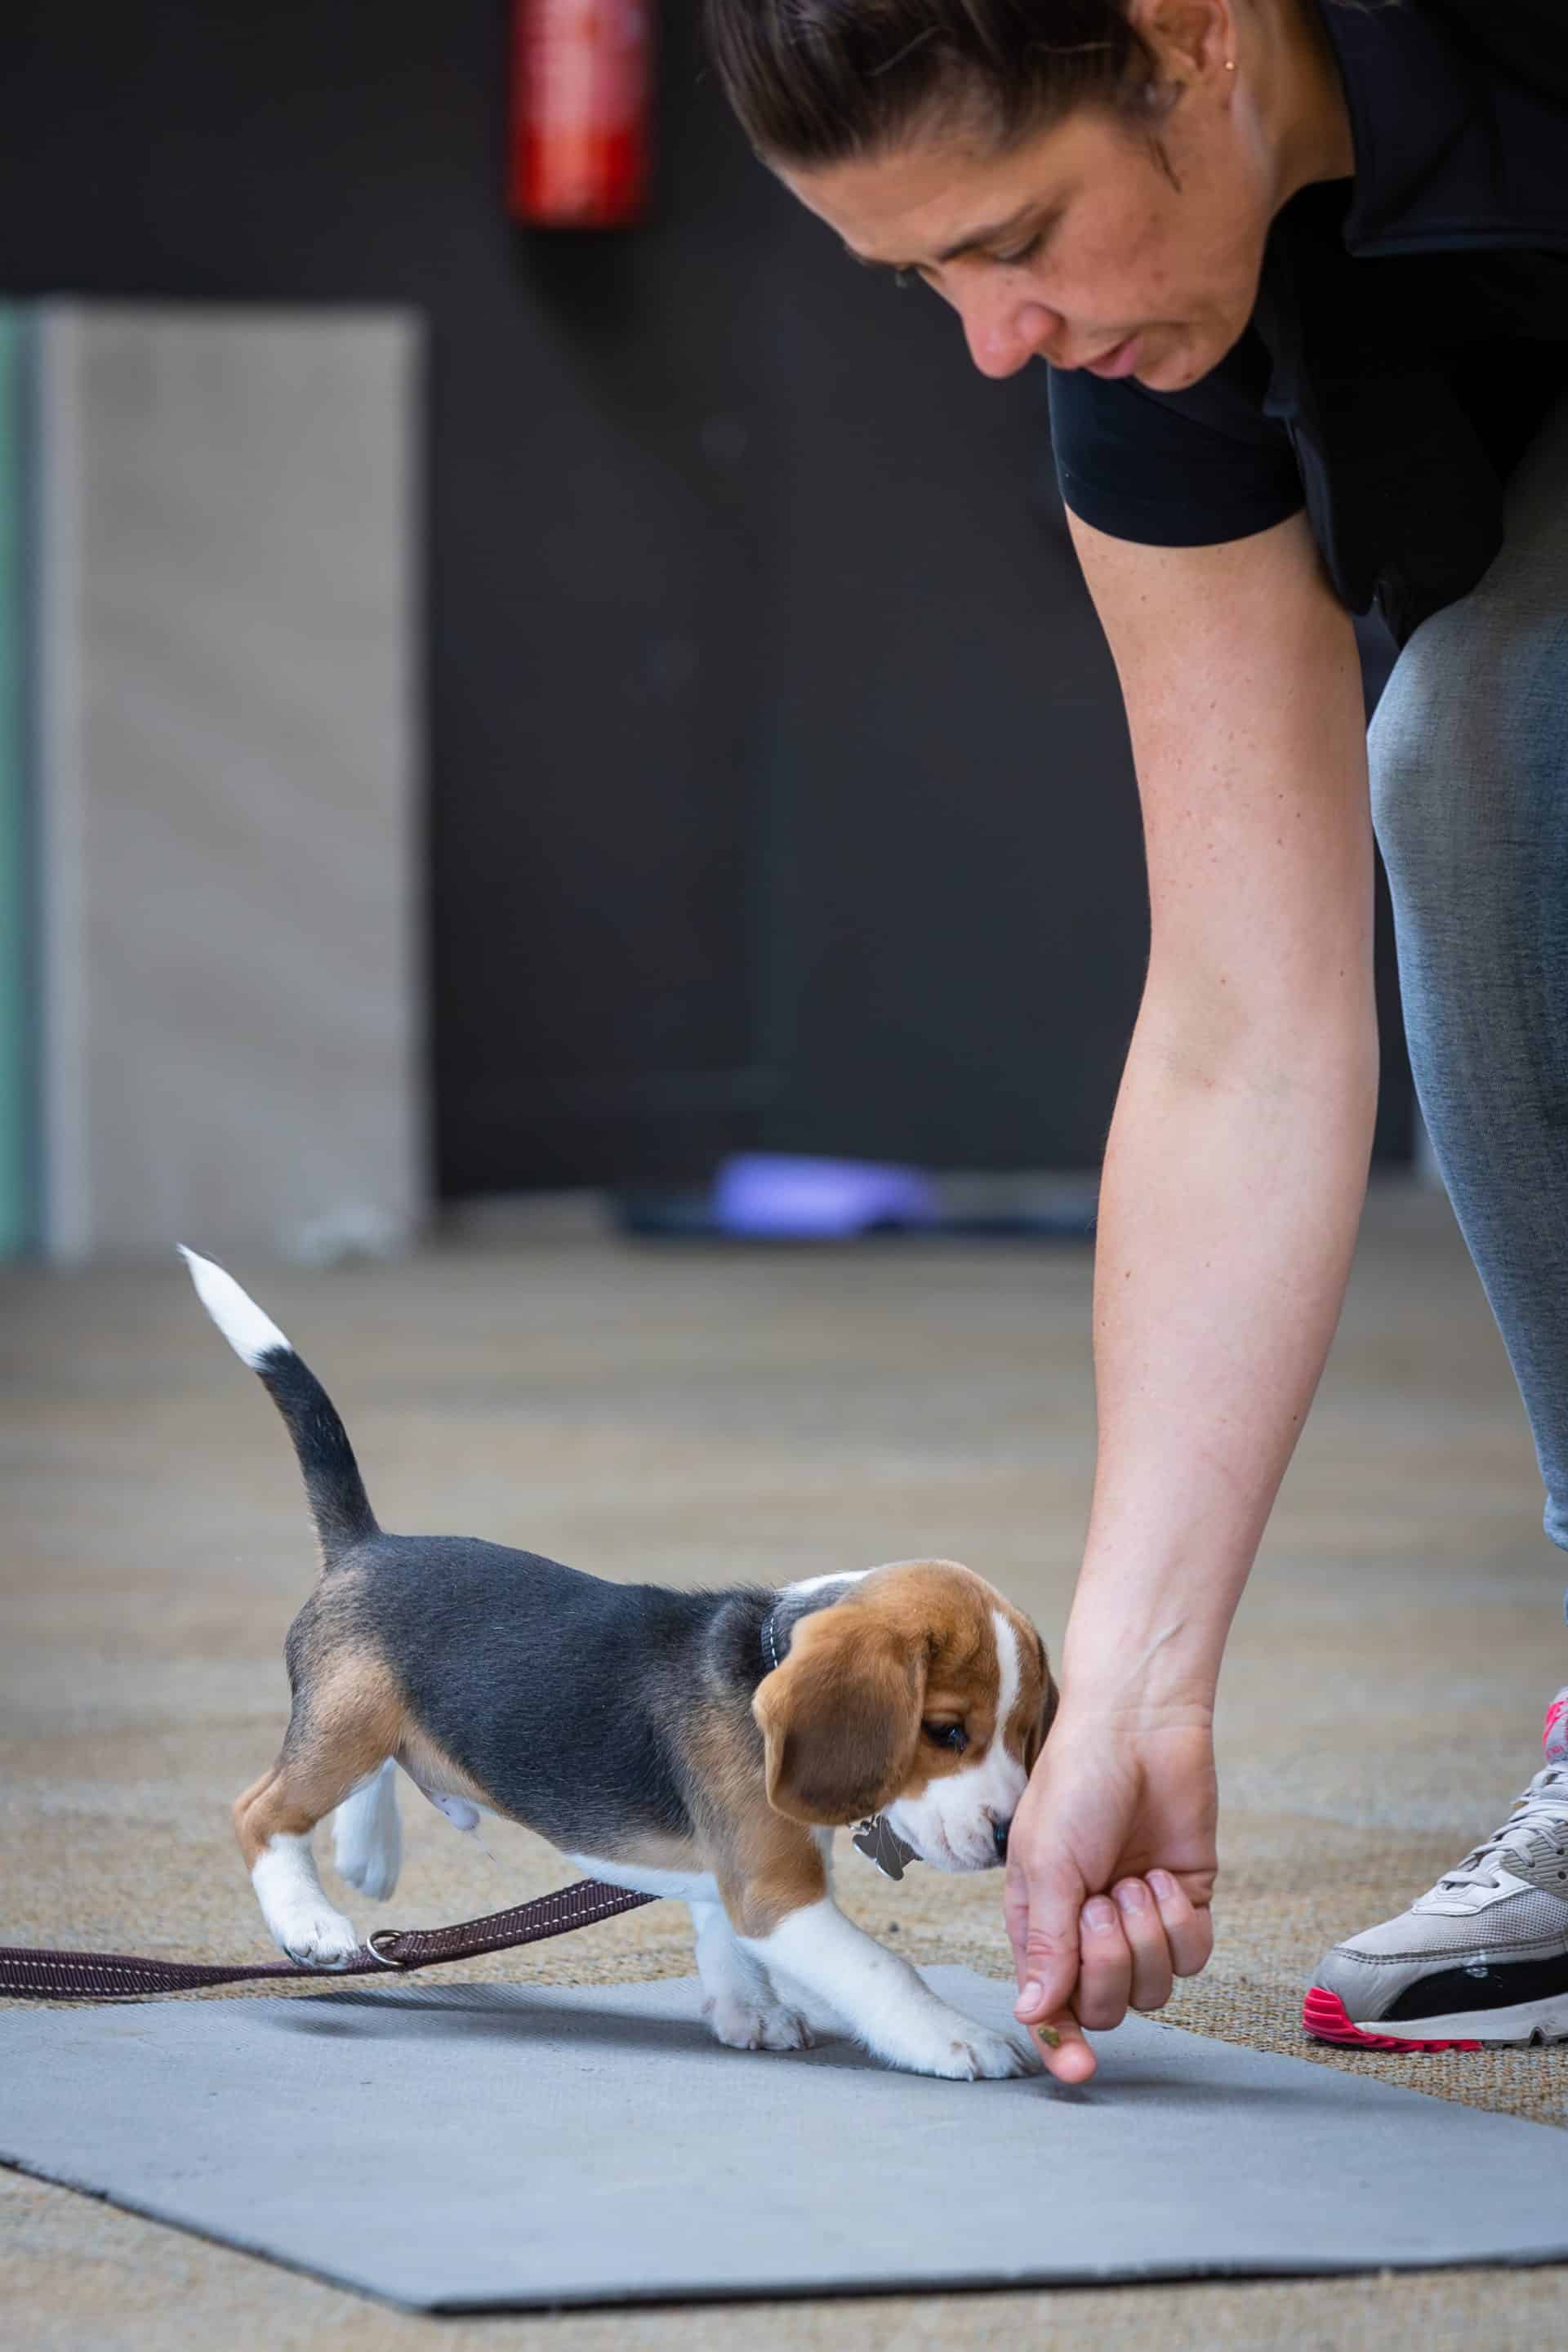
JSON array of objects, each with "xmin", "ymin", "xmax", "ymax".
[{"xmin": 510, "ymin": 0, "xmax": 654, "ymax": 228}]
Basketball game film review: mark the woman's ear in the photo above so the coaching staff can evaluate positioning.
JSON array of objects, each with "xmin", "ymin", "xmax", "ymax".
[{"xmin": 753, "ymin": 1603, "xmax": 926, "ymax": 1825}]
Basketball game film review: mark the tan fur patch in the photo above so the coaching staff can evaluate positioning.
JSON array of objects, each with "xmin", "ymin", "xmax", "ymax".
[
  {"xmin": 1015, "ymin": 1619, "xmax": 1058, "ymax": 1770},
  {"xmin": 688, "ymin": 1686, "xmax": 826, "ymax": 1936},
  {"xmin": 233, "ymin": 1650, "xmax": 408, "ymax": 1869},
  {"xmin": 717, "ymin": 1812, "xmax": 828, "ymax": 1940},
  {"xmin": 396, "ymin": 1723, "xmax": 497, "ymax": 1813}
]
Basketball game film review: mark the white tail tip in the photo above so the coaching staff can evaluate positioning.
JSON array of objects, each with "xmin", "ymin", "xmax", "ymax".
[{"xmin": 178, "ymin": 1245, "xmax": 292, "ymax": 1368}]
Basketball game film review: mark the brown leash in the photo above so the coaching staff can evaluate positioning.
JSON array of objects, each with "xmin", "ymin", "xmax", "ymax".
[{"xmin": 0, "ymin": 1879, "xmax": 660, "ymax": 2000}]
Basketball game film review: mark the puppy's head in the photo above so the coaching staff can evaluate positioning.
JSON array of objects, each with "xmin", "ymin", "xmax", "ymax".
[{"xmin": 752, "ymin": 1560, "xmax": 1057, "ymax": 1872}]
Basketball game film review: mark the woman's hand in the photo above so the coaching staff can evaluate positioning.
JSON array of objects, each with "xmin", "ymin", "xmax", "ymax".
[{"xmin": 1004, "ymin": 1705, "xmax": 1218, "ymax": 2083}]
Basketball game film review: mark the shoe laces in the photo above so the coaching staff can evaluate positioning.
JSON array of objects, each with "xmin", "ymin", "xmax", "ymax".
[{"xmin": 1423, "ymin": 1763, "xmax": 1568, "ymax": 1900}]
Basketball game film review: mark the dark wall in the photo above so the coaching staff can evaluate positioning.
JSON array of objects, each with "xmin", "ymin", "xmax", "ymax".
[{"xmin": 0, "ymin": 2, "xmax": 1411, "ymax": 1189}]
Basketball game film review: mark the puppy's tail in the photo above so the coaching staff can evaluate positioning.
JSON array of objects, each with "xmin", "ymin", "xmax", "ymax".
[{"xmin": 179, "ymin": 1246, "xmax": 378, "ymax": 1563}]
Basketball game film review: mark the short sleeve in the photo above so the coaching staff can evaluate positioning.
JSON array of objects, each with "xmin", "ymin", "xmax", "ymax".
[{"xmin": 1047, "ymin": 332, "xmax": 1305, "ymax": 548}]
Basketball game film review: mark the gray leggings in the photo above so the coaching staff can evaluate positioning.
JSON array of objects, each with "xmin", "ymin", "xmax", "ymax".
[{"xmin": 1370, "ymin": 390, "xmax": 1568, "ymax": 1561}]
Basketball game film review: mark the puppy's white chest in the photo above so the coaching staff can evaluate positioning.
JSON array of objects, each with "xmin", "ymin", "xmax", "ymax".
[{"xmin": 564, "ymin": 1853, "xmax": 719, "ymax": 1904}]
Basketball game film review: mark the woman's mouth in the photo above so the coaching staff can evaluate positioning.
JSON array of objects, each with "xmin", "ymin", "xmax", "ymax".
[{"xmin": 1085, "ymin": 332, "xmax": 1142, "ymax": 379}]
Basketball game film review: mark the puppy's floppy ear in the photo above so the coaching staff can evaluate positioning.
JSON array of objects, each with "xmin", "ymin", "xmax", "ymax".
[
  {"xmin": 1026, "ymin": 1637, "xmax": 1060, "ymax": 1771},
  {"xmin": 754, "ymin": 1603, "xmax": 926, "ymax": 1826}
]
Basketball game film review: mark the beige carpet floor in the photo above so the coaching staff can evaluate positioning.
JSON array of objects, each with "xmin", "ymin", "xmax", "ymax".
[{"xmin": 4, "ymin": 1181, "xmax": 1568, "ymax": 2347}]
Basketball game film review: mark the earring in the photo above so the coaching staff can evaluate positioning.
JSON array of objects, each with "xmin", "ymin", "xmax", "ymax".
[{"xmin": 1225, "ymin": 58, "xmax": 1236, "ymax": 72}]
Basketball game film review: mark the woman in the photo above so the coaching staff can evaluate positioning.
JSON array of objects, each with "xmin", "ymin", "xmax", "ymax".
[{"xmin": 703, "ymin": 0, "xmax": 1568, "ymax": 2083}]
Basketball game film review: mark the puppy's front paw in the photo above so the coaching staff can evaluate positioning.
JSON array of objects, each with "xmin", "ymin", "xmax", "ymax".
[
  {"xmin": 706, "ymin": 1995, "xmax": 815, "ymax": 2053},
  {"xmin": 271, "ymin": 1904, "xmax": 361, "ymax": 1971},
  {"xmin": 902, "ymin": 2016, "xmax": 1043, "ymax": 2081},
  {"xmin": 943, "ymin": 2024, "xmax": 1043, "ymax": 2080}
]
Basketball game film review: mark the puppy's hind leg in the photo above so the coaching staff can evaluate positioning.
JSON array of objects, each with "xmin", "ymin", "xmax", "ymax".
[
  {"xmin": 235, "ymin": 1691, "xmax": 397, "ymax": 1967},
  {"xmin": 332, "ymin": 1758, "xmax": 402, "ymax": 1900}
]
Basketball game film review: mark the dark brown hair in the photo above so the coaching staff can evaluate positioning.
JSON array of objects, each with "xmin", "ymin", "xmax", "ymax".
[{"xmin": 702, "ymin": 0, "xmax": 1166, "ymax": 167}]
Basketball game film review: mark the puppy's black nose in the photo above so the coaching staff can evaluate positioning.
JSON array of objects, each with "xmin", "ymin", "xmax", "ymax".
[{"xmin": 993, "ymin": 1817, "xmax": 1011, "ymax": 1860}]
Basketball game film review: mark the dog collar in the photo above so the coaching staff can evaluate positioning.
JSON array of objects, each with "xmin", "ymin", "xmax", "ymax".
[{"xmin": 760, "ymin": 1602, "xmax": 784, "ymax": 1677}]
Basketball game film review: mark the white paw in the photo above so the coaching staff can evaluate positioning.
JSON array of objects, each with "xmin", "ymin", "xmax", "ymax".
[
  {"xmin": 333, "ymin": 1839, "xmax": 399, "ymax": 1900},
  {"xmin": 898, "ymin": 2017, "xmax": 1043, "ymax": 2081},
  {"xmin": 333, "ymin": 1834, "xmax": 399, "ymax": 1909},
  {"xmin": 706, "ymin": 1994, "xmax": 815, "ymax": 2052},
  {"xmin": 270, "ymin": 1904, "xmax": 361, "ymax": 1970},
  {"xmin": 332, "ymin": 1765, "xmax": 402, "ymax": 1899}
]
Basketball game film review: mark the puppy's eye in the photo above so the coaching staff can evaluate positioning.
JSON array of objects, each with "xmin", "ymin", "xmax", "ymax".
[{"xmin": 923, "ymin": 1722, "xmax": 969, "ymax": 1754}]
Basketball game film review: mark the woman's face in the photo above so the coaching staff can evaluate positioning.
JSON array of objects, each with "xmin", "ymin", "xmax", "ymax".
[{"xmin": 777, "ymin": 2, "xmax": 1341, "ymax": 394}]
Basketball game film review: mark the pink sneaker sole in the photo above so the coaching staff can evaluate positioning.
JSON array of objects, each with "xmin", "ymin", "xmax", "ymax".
[{"xmin": 1302, "ymin": 1985, "xmax": 1481, "ymax": 2053}]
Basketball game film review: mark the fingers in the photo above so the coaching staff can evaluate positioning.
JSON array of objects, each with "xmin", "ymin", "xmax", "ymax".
[
  {"xmin": 1111, "ymin": 1876, "xmax": 1174, "ymax": 2014},
  {"xmin": 1068, "ymin": 1874, "xmax": 1215, "ymax": 2039},
  {"xmin": 1076, "ymin": 1895, "xmax": 1132, "ymax": 2029},
  {"xmin": 1009, "ymin": 1887, "xmax": 1101, "ymax": 2080},
  {"xmin": 1007, "ymin": 1860, "xmax": 1085, "ymax": 2028},
  {"xmin": 1003, "ymin": 1861, "xmax": 1031, "ymax": 1990},
  {"xmin": 1102, "ymin": 1872, "xmax": 1214, "ymax": 2015},
  {"xmin": 1026, "ymin": 2006, "xmax": 1098, "ymax": 2085},
  {"xmin": 1010, "ymin": 1875, "xmax": 1214, "ymax": 2082},
  {"xmin": 1151, "ymin": 1869, "xmax": 1214, "ymax": 1979}
]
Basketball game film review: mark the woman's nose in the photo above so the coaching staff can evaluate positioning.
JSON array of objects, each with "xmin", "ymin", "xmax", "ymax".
[{"xmin": 959, "ymin": 290, "xmax": 1059, "ymax": 379}]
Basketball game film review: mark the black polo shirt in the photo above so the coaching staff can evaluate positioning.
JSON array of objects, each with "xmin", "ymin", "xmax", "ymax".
[{"xmin": 1047, "ymin": 0, "xmax": 1568, "ymax": 644}]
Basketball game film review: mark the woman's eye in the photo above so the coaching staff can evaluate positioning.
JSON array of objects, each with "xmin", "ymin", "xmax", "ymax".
[
  {"xmin": 994, "ymin": 231, "xmax": 1044, "ymax": 270},
  {"xmin": 923, "ymin": 1722, "xmax": 969, "ymax": 1753}
]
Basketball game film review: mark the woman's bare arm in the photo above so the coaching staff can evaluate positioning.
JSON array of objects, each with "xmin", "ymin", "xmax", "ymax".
[
  {"xmin": 1064, "ymin": 502, "xmax": 1378, "ymax": 1709},
  {"xmin": 1009, "ymin": 505, "xmax": 1379, "ymax": 2079}
]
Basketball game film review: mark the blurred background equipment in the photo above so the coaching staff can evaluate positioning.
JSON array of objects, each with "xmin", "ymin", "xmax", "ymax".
[
  {"xmin": 0, "ymin": 0, "xmax": 1413, "ymax": 1263},
  {"xmin": 3, "ymin": 304, "xmax": 421, "ymax": 1262},
  {"xmin": 510, "ymin": 0, "xmax": 654, "ymax": 227},
  {"xmin": 0, "ymin": 312, "xmax": 26, "ymax": 1259}
]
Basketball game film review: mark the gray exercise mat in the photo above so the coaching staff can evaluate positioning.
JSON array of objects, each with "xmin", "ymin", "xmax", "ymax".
[{"xmin": 2, "ymin": 1965, "xmax": 1566, "ymax": 2310}]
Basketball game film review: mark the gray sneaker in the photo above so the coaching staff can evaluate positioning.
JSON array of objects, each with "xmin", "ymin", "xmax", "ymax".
[{"xmin": 1304, "ymin": 1687, "xmax": 1568, "ymax": 2051}]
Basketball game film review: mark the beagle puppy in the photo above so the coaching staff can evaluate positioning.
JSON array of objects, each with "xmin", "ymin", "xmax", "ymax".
[{"xmin": 183, "ymin": 1249, "xmax": 1058, "ymax": 2080}]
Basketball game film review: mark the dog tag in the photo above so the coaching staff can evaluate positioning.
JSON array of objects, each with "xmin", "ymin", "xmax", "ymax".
[{"xmin": 853, "ymin": 1815, "xmax": 916, "ymax": 1880}]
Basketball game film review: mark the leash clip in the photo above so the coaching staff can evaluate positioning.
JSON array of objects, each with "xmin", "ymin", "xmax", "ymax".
[{"xmin": 366, "ymin": 1928, "xmax": 409, "ymax": 1968}]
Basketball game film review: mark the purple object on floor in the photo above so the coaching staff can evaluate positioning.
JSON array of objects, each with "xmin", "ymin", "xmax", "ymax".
[{"xmin": 711, "ymin": 1153, "xmax": 939, "ymax": 1238}]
